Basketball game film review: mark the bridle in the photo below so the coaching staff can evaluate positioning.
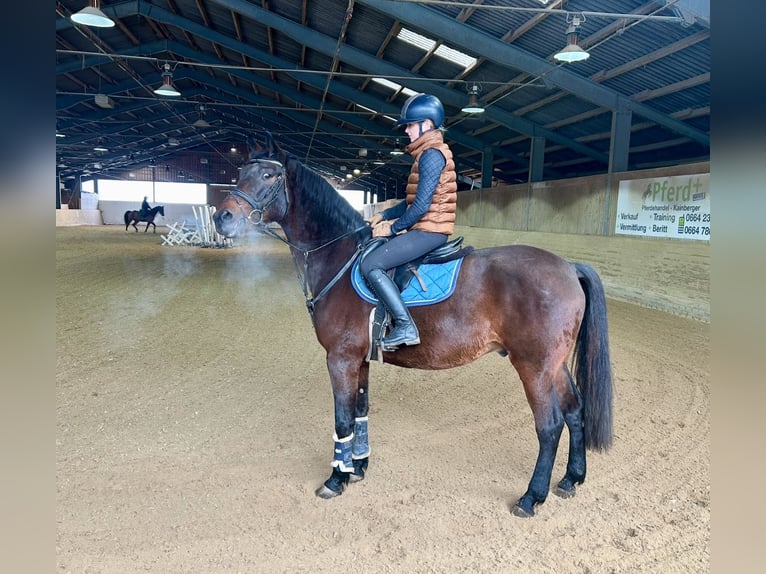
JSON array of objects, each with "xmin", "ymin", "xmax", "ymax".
[
  {"xmin": 227, "ymin": 158, "xmax": 288, "ymax": 226},
  {"xmin": 222, "ymin": 157, "xmax": 369, "ymax": 319}
]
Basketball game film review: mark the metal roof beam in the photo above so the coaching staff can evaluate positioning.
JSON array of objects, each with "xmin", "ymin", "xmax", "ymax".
[
  {"xmin": 357, "ymin": 0, "xmax": 709, "ymax": 148},
  {"xmin": 203, "ymin": 0, "xmax": 594, "ymax": 164},
  {"xmin": 59, "ymin": 3, "xmax": 534, "ymax": 170}
]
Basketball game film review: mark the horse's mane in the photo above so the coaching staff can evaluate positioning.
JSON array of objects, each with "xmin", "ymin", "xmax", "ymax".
[
  {"xmin": 245, "ymin": 133, "xmax": 368, "ymax": 241},
  {"xmin": 286, "ymin": 157, "xmax": 365, "ymax": 232}
]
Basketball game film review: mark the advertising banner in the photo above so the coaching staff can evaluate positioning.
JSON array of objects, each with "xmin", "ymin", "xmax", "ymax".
[{"xmin": 615, "ymin": 173, "xmax": 710, "ymax": 241}]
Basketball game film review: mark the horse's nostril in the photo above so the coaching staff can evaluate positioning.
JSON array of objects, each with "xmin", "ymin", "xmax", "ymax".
[{"xmin": 213, "ymin": 210, "xmax": 229, "ymax": 223}]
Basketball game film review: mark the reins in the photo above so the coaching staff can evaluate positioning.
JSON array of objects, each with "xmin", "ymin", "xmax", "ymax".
[{"xmin": 224, "ymin": 159, "xmax": 369, "ymax": 318}]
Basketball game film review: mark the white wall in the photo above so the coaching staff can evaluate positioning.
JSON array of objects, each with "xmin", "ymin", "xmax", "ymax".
[
  {"xmin": 98, "ymin": 200, "xmax": 202, "ymax": 226},
  {"xmin": 56, "ymin": 207, "xmax": 103, "ymax": 226}
]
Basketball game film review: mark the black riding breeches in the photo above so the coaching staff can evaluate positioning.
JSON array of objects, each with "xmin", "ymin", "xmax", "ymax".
[{"xmin": 360, "ymin": 230, "xmax": 448, "ymax": 276}]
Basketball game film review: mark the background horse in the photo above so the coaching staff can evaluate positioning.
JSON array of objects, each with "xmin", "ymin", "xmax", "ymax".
[
  {"xmin": 212, "ymin": 134, "xmax": 613, "ymax": 518},
  {"xmin": 124, "ymin": 205, "xmax": 165, "ymax": 232}
]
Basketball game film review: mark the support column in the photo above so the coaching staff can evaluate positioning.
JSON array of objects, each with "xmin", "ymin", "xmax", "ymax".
[
  {"xmin": 528, "ymin": 136, "xmax": 545, "ymax": 182},
  {"xmin": 609, "ymin": 108, "xmax": 632, "ymax": 174},
  {"xmin": 481, "ymin": 146, "xmax": 494, "ymax": 189}
]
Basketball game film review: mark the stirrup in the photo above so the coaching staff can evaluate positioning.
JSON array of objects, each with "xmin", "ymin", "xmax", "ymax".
[{"xmin": 381, "ymin": 326, "xmax": 420, "ymax": 351}]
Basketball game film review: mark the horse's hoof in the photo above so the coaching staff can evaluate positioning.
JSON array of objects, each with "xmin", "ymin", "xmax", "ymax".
[
  {"xmin": 315, "ymin": 484, "xmax": 343, "ymax": 499},
  {"xmin": 511, "ymin": 503, "xmax": 535, "ymax": 518},
  {"xmin": 554, "ymin": 483, "xmax": 577, "ymax": 499},
  {"xmin": 349, "ymin": 457, "xmax": 368, "ymax": 483}
]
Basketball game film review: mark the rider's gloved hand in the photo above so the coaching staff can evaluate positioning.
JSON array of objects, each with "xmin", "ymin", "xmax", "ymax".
[
  {"xmin": 368, "ymin": 212, "xmax": 383, "ymax": 227},
  {"xmin": 372, "ymin": 220, "xmax": 393, "ymax": 238}
]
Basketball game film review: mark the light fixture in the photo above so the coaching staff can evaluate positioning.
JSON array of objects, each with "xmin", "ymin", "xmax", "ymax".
[
  {"xmin": 167, "ymin": 137, "xmax": 180, "ymax": 147},
  {"xmin": 230, "ymin": 145, "xmax": 237, "ymax": 153},
  {"xmin": 345, "ymin": 173, "xmax": 353, "ymax": 180},
  {"xmin": 390, "ymin": 138, "xmax": 404, "ymax": 156},
  {"xmin": 461, "ymin": 83, "xmax": 485, "ymax": 114},
  {"xmin": 93, "ymin": 140, "xmax": 108, "ymax": 152},
  {"xmin": 153, "ymin": 63, "xmax": 181, "ymax": 97},
  {"xmin": 94, "ymin": 94, "xmax": 114, "ymax": 109},
  {"xmin": 353, "ymin": 168, "xmax": 361, "ymax": 176},
  {"xmin": 554, "ymin": 15, "xmax": 590, "ymax": 63},
  {"xmin": 70, "ymin": 1, "xmax": 115, "ymax": 28},
  {"xmin": 192, "ymin": 104, "xmax": 211, "ymax": 128},
  {"xmin": 372, "ymin": 153, "xmax": 385, "ymax": 166}
]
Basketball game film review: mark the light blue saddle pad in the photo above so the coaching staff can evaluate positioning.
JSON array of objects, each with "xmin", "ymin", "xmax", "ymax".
[{"xmin": 351, "ymin": 257, "xmax": 464, "ymax": 307}]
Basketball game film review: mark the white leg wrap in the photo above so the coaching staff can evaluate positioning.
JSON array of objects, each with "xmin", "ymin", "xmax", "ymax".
[{"xmin": 331, "ymin": 432, "xmax": 355, "ymax": 472}]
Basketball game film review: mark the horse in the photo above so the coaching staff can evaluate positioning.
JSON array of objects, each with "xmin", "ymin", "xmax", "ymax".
[
  {"xmin": 212, "ymin": 133, "xmax": 613, "ymax": 518},
  {"xmin": 124, "ymin": 205, "xmax": 165, "ymax": 232}
]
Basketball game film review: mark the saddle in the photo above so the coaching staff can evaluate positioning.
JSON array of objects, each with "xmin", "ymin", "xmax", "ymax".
[
  {"xmin": 359, "ymin": 235, "xmax": 473, "ymax": 293},
  {"xmin": 354, "ymin": 236, "xmax": 474, "ymax": 362}
]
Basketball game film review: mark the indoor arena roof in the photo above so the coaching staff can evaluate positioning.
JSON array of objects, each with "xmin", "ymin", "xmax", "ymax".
[{"xmin": 56, "ymin": 0, "xmax": 710, "ymax": 194}]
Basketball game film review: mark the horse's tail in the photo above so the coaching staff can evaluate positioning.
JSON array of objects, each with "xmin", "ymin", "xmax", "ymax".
[
  {"xmin": 124, "ymin": 210, "xmax": 131, "ymax": 225},
  {"xmin": 573, "ymin": 262, "xmax": 614, "ymax": 452}
]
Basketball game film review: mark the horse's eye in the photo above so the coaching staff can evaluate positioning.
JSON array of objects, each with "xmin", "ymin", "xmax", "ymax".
[{"xmin": 263, "ymin": 173, "xmax": 272, "ymax": 180}]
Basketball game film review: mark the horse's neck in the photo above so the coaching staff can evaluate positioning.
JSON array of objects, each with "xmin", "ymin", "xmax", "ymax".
[{"xmin": 281, "ymin": 217, "xmax": 359, "ymax": 293}]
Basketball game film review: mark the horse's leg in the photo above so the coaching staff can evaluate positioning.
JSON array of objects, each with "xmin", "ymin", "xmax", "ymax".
[
  {"xmin": 132, "ymin": 221, "xmax": 138, "ymax": 232},
  {"xmin": 512, "ymin": 363, "xmax": 565, "ymax": 518},
  {"xmin": 350, "ymin": 361, "xmax": 370, "ymax": 483},
  {"xmin": 553, "ymin": 364, "xmax": 587, "ymax": 498},
  {"xmin": 315, "ymin": 355, "xmax": 365, "ymax": 499}
]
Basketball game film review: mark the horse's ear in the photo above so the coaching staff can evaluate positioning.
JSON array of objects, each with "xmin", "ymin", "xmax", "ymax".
[
  {"xmin": 246, "ymin": 136, "xmax": 262, "ymax": 160},
  {"xmin": 264, "ymin": 131, "xmax": 278, "ymax": 160},
  {"xmin": 263, "ymin": 131, "xmax": 287, "ymax": 164}
]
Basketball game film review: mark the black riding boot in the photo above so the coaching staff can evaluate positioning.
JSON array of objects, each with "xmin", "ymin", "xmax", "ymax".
[{"xmin": 366, "ymin": 268, "xmax": 420, "ymax": 350}]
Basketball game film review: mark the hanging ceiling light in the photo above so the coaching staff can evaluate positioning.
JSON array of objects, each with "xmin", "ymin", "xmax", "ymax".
[
  {"xmin": 390, "ymin": 138, "xmax": 404, "ymax": 156},
  {"xmin": 192, "ymin": 104, "xmax": 211, "ymax": 128},
  {"xmin": 154, "ymin": 63, "xmax": 181, "ymax": 97},
  {"xmin": 461, "ymin": 83, "xmax": 485, "ymax": 114},
  {"xmin": 70, "ymin": 1, "xmax": 115, "ymax": 28},
  {"xmin": 554, "ymin": 15, "xmax": 590, "ymax": 63}
]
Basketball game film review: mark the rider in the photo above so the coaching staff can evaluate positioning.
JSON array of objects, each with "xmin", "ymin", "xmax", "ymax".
[
  {"xmin": 361, "ymin": 93, "xmax": 457, "ymax": 351},
  {"xmin": 139, "ymin": 196, "xmax": 152, "ymax": 218}
]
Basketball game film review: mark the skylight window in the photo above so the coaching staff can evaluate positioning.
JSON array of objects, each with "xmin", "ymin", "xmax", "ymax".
[
  {"xmin": 396, "ymin": 28, "xmax": 477, "ymax": 72},
  {"xmin": 356, "ymin": 104, "xmax": 378, "ymax": 114},
  {"xmin": 371, "ymin": 77, "xmax": 417, "ymax": 98},
  {"xmin": 397, "ymin": 28, "xmax": 435, "ymax": 51},
  {"xmin": 434, "ymin": 44, "xmax": 477, "ymax": 69}
]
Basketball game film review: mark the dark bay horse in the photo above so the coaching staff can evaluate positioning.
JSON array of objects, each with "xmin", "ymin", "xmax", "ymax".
[
  {"xmin": 124, "ymin": 205, "xmax": 165, "ymax": 232},
  {"xmin": 212, "ymin": 133, "xmax": 613, "ymax": 518}
]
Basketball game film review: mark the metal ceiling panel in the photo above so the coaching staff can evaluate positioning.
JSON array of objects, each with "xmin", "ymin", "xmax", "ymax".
[{"xmin": 56, "ymin": 0, "xmax": 710, "ymax": 192}]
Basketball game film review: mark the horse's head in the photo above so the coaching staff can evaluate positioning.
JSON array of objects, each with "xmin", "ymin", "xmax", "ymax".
[
  {"xmin": 158, "ymin": 205, "xmax": 165, "ymax": 216},
  {"xmin": 213, "ymin": 132, "xmax": 288, "ymax": 238}
]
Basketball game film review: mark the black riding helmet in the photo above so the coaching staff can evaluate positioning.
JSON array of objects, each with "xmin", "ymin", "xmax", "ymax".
[{"xmin": 393, "ymin": 93, "xmax": 445, "ymax": 129}]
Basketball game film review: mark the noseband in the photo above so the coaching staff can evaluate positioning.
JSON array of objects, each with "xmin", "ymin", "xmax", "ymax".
[{"xmin": 226, "ymin": 159, "xmax": 287, "ymax": 225}]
